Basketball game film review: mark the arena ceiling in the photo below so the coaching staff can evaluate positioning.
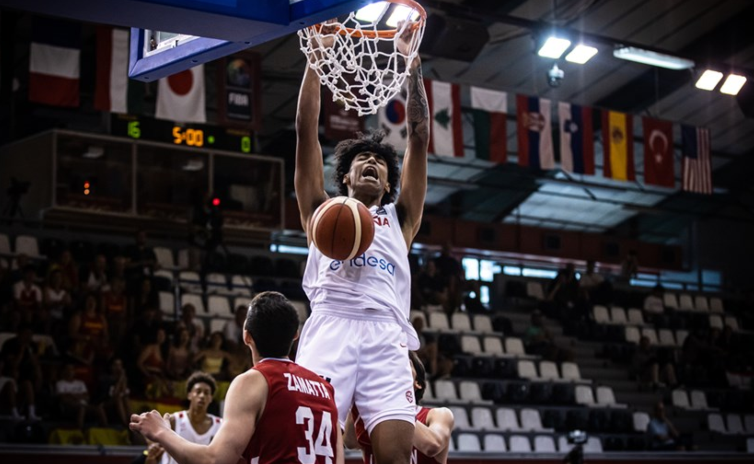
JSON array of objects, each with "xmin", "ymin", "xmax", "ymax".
[{"xmin": 251, "ymin": 0, "xmax": 754, "ymax": 243}]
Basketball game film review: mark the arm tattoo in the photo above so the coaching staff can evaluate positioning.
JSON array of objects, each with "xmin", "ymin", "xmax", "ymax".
[{"xmin": 406, "ymin": 64, "xmax": 429, "ymax": 143}]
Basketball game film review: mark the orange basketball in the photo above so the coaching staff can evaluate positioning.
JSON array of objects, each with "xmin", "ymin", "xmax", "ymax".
[{"xmin": 310, "ymin": 196, "xmax": 375, "ymax": 261}]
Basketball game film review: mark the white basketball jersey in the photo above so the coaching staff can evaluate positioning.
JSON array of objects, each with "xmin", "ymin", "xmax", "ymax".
[
  {"xmin": 160, "ymin": 411, "xmax": 222, "ymax": 464},
  {"xmin": 303, "ymin": 202, "xmax": 419, "ymax": 349}
]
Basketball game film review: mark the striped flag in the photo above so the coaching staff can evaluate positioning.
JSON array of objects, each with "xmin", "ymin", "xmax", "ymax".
[
  {"xmin": 558, "ymin": 102, "xmax": 594, "ymax": 175},
  {"xmin": 425, "ymin": 79, "xmax": 463, "ymax": 157},
  {"xmin": 94, "ymin": 26, "xmax": 144, "ymax": 114},
  {"xmin": 642, "ymin": 117, "xmax": 674, "ymax": 188},
  {"xmin": 471, "ymin": 87, "xmax": 507, "ymax": 163},
  {"xmin": 681, "ymin": 125, "xmax": 712, "ymax": 194},
  {"xmin": 156, "ymin": 66, "xmax": 206, "ymax": 123},
  {"xmin": 29, "ymin": 17, "xmax": 80, "ymax": 107},
  {"xmin": 516, "ymin": 95, "xmax": 554, "ymax": 170},
  {"xmin": 602, "ymin": 110, "xmax": 635, "ymax": 181}
]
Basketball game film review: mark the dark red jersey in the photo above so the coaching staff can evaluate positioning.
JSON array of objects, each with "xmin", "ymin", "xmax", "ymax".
[
  {"xmin": 353, "ymin": 406, "xmax": 434, "ymax": 464},
  {"xmin": 245, "ymin": 359, "xmax": 338, "ymax": 464}
]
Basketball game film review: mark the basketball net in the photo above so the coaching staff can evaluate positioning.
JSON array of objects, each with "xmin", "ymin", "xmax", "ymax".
[{"xmin": 298, "ymin": 1, "xmax": 426, "ymax": 116}]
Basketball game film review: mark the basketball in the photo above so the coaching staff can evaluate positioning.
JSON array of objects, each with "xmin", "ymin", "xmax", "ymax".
[{"xmin": 310, "ymin": 196, "xmax": 375, "ymax": 261}]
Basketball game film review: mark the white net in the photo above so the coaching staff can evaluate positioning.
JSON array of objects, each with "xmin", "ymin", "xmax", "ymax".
[{"xmin": 298, "ymin": 11, "xmax": 425, "ymax": 116}]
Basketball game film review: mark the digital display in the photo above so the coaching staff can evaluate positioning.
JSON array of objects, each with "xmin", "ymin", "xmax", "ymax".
[{"xmin": 111, "ymin": 114, "xmax": 253, "ymax": 153}]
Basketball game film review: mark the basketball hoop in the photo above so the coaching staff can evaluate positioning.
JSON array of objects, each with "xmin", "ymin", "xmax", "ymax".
[{"xmin": 298, "ymin": 0, "xmax": 426, "ymax": 116}]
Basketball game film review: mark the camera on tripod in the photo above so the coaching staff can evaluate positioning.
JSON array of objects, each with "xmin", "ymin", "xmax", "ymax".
[{"xmin": 563, "ymin": 430, "xmax": 587, "ymax": 464}]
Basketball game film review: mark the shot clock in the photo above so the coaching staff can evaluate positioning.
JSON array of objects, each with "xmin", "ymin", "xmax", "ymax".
[{"xmin": 112, "ymin": 114, "xmax": 253, "ymax": 154}]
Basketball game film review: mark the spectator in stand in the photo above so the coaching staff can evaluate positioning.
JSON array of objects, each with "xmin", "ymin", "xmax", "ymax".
[
  {"xmin": 416, "ymin": 260, "xmax": 447, "ymax": 310},
  {"xmin": 166, "ymin": 327, "xmax": 194, "ymax": 381},
  {"xmin": 225, "ymin": 342, "xmax": 252, "ymax": 380},
  {"xmin": 101, "ymin": 276, "xmax": 129, "ymax": 350},
  {"xmin": 97, "ymin": 357, "xmax": 131, "ymax": 427},
  {"xmin": 631, "ymin": 336, "xmax": 677, "ymax": 390},
  {"xmin": 43, "ymin": 269, "xmax": 72, "ymax": 328},
  {"xmin": 620, "ymin": 250, "xmax": 639, "ymax": 282},
  {"xmin": 643, "ymin": 284, "xmax": 665, "ymax": 317},
  {"xmin": 579, "ymin": 260, "xmax": 610, "ymax": 304},
  {"xmin": 434, "ymin": 242, "xmax": 464, "ymax": 313},
  {"xmin": 137, "ymin": 327, "xmax": 169, "ymax": 399},
  {"xmin": 68, "ymin": 294, "xmax": 110, "ymax": 360},
  {"xmin": 110, "ymin": 255, "xmax": 127, "ymax": 283},
  {"xmin": 193, "ymin": 331, "xmax": 231, "ymax": 381},
  {"xmin": 222, "ymin": 305, "xmax": 247, "ymax": 350},
  {"xmin": 10, "ymin": 254, "xmax": 31, "ymax": 283},
  {"xmin": 55, "ymin": 363, "xmax": 108, "ymax": 430},
  {"xmin": 647, "ymin": 401, "xmax": 692, "ymax": 451},
  {"xmin": 132, "ymin": 277, "xmax": 159, "ymax": 315},
  {"xmin": 132, "ymin": 306, "xmax": 161, "ymax": 353},
  {"xmin": 181, "ymin": 304, "xmax": 205, "ymax": 352},
  {"xmin": 49, "ymin": 249, "xmax": 79, "ymax": 296},
  {"xmin": 126, "ymin": 230, "xmax": 158, "ymax": 287},
  {"xmin": 0, "ymin": 324, "xmax": 41, "ymax": 420},
  {"xmin": 547, "ymin": 263, "xmax": 579, "ymax": 311},
  {"xmin": 0, "ymin": 259, "xmax": 13, "ymax": 320},
  {"xmin": 13, "ymin": 265, "xmax": 43, "ymax": 331},
  {"xmin": 524, "ymin": 310, "xmax": 573, "ymax": 362},
  {"xmin": 83, "ymin": 254, "xmax": 110, "ymax": 294}
]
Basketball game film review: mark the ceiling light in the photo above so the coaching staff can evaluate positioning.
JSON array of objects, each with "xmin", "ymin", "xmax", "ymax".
[
  {"xmin": 355, "ymin": 1, "xmax": 389, "ymax": 23},
  {"xmin": 83, "ymin": 146, "xmax": 104, "ymax": 159},
  {"xmin": 385, "ymin": 5, "xmax": 420, "ymax": 28},
  {"xmin": 613, "ymin": 46, "xmax": 694, "ymax": 70},
  {"xmin": 538, "ymin": 37, "xmax": 571, "ymax": 59},
  {"xmin": 695, "ymin": 70, "xmax": 724, "ymax": 91},
  {"xmin": 565, "ymin": 44, "xmax": 598, "ymax": 64},
  {"xmin": 719, "ymin": 74, "xmax": 747, "ymax": 95}
]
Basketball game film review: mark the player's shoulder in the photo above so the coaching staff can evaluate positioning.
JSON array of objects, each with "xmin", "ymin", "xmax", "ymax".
[{"xmin": 427, "ymin": 406, "xmax": 455, "ymax": 424}]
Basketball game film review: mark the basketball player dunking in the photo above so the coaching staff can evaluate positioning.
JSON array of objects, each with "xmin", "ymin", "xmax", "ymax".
[
  {"xmin": 130, "ymin": 292, "xmax": 342, "ymax": 464},
  {"xmin": 346, "ymin": 352, "xmax": 455, "ymax": 464},
  {"xmin": 295, "ymin": 22, "xmax": 429, "ymax": 464}
]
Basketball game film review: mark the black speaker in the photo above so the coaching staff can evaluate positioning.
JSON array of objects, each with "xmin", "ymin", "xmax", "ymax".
[
  {"xmin": 736, "ymin": 79, "xmax": 754, "ymax": 118},
  {"xmin": 419, "ymin": 14, "xmax": 489, "ymax": 62}
]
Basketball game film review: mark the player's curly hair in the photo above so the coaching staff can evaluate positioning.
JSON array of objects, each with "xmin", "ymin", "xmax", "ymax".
[
  {"xmin": 187, "ymin": 371, "xmax": 217, "ymax": 396},
  {"xmin": 333, "ymin": 130, "xmax": 401, "ymax": 205},
  {"xmin": 409, "ymin": 351, "xmax": 427, "ymax": 403}
]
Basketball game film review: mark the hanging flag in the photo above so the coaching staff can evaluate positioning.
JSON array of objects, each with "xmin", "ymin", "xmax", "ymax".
[
  {"xmin": 471, "ymin": 87, "xmax": 507, "ymax": 163},
  {"xmin": 324, "ymin": 86, "xmax": 364, "ymax": 141},
  {"xmin": 29, "ymin": 16, "xmax": 80, "ymax": 107},
  {"xmin": 94, "ymin": 26, "xmax": 144, "ymax": 114},
  {"xmin": 156, "ymin": 65, "xmax": 206, "ymax": 123},
  {"xmin": 516, "ymin": 95, "xmax": 554, "ymax": 169},
  {"xmin": 425, "ymin": 79, "xmax": 463, "ymax": 157},
  {"xmin": 642, "ymin": 117, "xmax": 674, "ymax": 188},
  {"xmin": 681, "ymin": 125, "xmax": 712, "ymax": 194},
  {"xmin": 558, "ymin": 102, "xmax": 594, "ymax": 175},
  {"xmin": 602, "ymin": 110, "xmax": 635, "ymax": 181},
  {"xmin": 377, "ymin": 92, "xmax": 408, "ymax": 151}
]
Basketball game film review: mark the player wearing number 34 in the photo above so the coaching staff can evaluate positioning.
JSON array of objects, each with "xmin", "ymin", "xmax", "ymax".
[{"xmin": 129, "ymin": 292, "xmax": 342, "ymax": 464}]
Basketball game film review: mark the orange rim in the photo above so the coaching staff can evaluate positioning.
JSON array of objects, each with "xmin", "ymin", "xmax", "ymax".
[{"xmin": 312, "ymin": 0, "xmax": 426, "ymax": 39}]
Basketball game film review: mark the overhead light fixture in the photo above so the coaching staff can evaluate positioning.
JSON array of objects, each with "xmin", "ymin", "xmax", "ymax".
[
  {"xmin": 613, "ymin": 46, "xmax": 694, "ymax": 70},
  {"xmin": 385, "ymin": 5, "xmax": 420, "ymax": 27},
  {"xmin": 695, "ymin": 70, "xmax": 724, "ymax": 91},
  {"xmin": 83, "ymin": 146, "xmax": 104, "ymax": 159},
  {"xmin": 719, "ymin": 74, "xmax": 747, "ymax": 95},
  {"xmin": 538, "ymin": 37, "xmax": 571, "ymax": 59},
  {"xmin": 565, "ymin": 44, "xmax": 598, "ymax": 64},
  {"xmin": 355, "ymin": 1, "xmax": 389, "ymax": 23}
]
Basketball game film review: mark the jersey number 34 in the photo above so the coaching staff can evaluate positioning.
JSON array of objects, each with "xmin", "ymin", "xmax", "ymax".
[{"xmin": 296, "ymin": 406, "xmax": 334, "ymax": 464}]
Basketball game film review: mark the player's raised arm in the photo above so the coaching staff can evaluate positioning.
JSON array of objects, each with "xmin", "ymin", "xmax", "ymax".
[
  {"xmin": 395, "ymin": 25, "xmax": 430, "ymax": 247},
  {"xmin": 295, "ymin": 61, "xmax": 329, "ymax": 238}
]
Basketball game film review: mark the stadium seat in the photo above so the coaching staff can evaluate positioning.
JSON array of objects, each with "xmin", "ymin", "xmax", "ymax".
[
  {"xmin": 509, "ymin": 435, "xmax": 532, "ymax": 452},
  {"xmin": 575, "ymin": 385, "xmax": 595, "ymax": 406},
  {"xmin": 526, "ymin": 282, "xmax": 545, "ymax": 300},
  {"xmin": 504, "ymin": 338, "xmax": 526, "ymax": 356},
  {"xmin": 627, "ymin": 308, "xmax": 645, "ymax": 326},
  {"xmin": 461, "ymin": 335, "xmax": 483, "ymax": 355},
  {"xmin": 423, "ymin": 382, "xmax": 434, "ymax": 401},
  {"xmin": 448, "ymin": 437, "xmax": 456, "ymax": 452},
  {"xmin": 483, "ymin": 336, "xmax": 504, "ymax": 356},
  {"xmin": 538, "ymin": 361, "xmax": 559, "ymax": 381},
  {"xmin": 560, "ymin": 362, "xmax": 583, "ymax": 382},
  {"xmin": 517, "ymin": 360, "xmax": 538, "ymax": 380},
  {"xmin": 747, "ymin": 438, "xmax": 754, "ymax": 453},
  {"xmin": 14, "ymin": 235, "xmax": 41, "ymax": 258},
  {"xmin": 558, "ymin": 436, "xmax": 574, "ymax": 453},
  {"xmin": 434, "ymin": 380, "xmax": 458, "ymax": 402},
  {"xmin": 584, "ymin": 437, "xmax": 603, "ymax": 453},
  {"xmin": 181, "ymin": 293, "xmax": 206, "ymax": 314},
  {"xmin": 707, "ymin": 413, "xmax": 726, "ymax": 434},
  {"xmin": 206, "ymin": 273, "xmax": 228, "ymax": 294},
  {"xmin": 672, "ymin": 389, "xmax": 691, "ymax": 409},
  {"xmin": 592, "ymin": 305, "xmax": 610, "ymax": 324},
  {"xmin": 483, "ymin": 434, "xmax": 506, "ymax": 452},
  {"xmin": 633, "ymin": 412, "xmax": 650, "ymax": 432},
  {"xmin": 663, "ymin": 293, "xmax": 679, "ymax": 310},
  {"xmin": 726, "ymin": 414, "xmax": 745, "ymax": 435},
  {"xmin": 624, "ymin": 326, "xmax": 640, "ymax": 344},
  {"xmin": 459, "ymin": 380, "xmax": 485, "ymax": 404},
  {"xmin": 724, "ymin": 316, "xmax": 739, "ymax": 331},
  {"xmin": 456, "ymin": 433, "xmax": 481, "ymax": 452},
  {"xmin": 428, "ymin": 313, "xmax": 451, "ymax": 331},
  {"xmin": 452, "ymin": 313, "xmax": 473, "ymax": 332},
  {"xmin": 470, "ymin": 406, "xmax": 496, "ymax": 430},
  {"xmin": 177, "ymin": 248, "xmax": 190, "ymax": 269},
  {"xmin": 473, "ymin": 315, "xmax": 493, "ymax": 333},
  {"xmin": 520, "ymin": 408, "xmax": 549, "ymax": 432},
  {"xmin": 658, "ymin": 329, "xmax": 676, "ymax": 346},
  {"xmin": 449, "ymin": 406, "xmax": 471, "ymax": 429},
  {"xmin": 159, "ymin": 291, "xmax": 175, "ymax": 317},
  {"xmin": 678, "ymin": 294, "xmax": 694, "ymax": 311},
  {"xmin": 229, "ymin": 275, "xmax": 253, "ymax": 295},
  {"xmin": 178, "ymin": 271, "xmax": 203, "ymax": 294},
  {"xmin": 0, "ymin": 233, "xmax": 11, "ymax": 255},
  {"xmin": 694, "ymin": 295, "xmax": 709, "ymax": 312},
  {"xmin": 495, "ymin": 408, "xmax": 520, "ymax": 431},
  {"xmin": 534, "ymin": 435, "xmax": 556, "ymax": 452},
  {"xmin": 690, "ymin": 390, "xmax": 711, "ymax": 410},
  {"xmin": 709, "ymin": 297, "xmax": 724, "ymax": 313},
  {"xmin": 410, "ymin": 309, "xmax": 427, "ymax": 327},
  {"xmin": 709, "ymin": 314, "xmax": 724, "ymax": 330},
  {"xmin": 596, "ymin": 386, "xmax": 624, "ymax": 408},
  {"xmin": 641, "ymin": 328, "xmax": 658, "ymax": 345},
  {"xmin": 675, "ymin": 330, "xmax": 689, "ymax": 346},
  {"xmin": 610, "ymin": 307, "xmax": 627, "ymax": 325},
  {"xmin": 290, "ymin": 301, "xmax": 309, "ymax": 325},
  {"xmin": 207, "ymin": 295, "xmax": 233, "ymax": 318},
  {"xmin": 744, "ymin": 414, "xmax": 754, "ymax": 434},
  {"xmin": 209, "ymin": 318, "xmax": 227, "ymax": 334},
  {"xmin": 153, "ymin": 247, "xmax": 176, "ymax": 269},
  {"xmin": 234, "ymin": 296, "xmax": 253, "ymax": 310}
]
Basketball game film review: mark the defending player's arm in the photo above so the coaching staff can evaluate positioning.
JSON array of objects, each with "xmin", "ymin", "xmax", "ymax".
[
  {"xmin": 412, "ymin": 408, "xmax": 454, "ymax": 462},
  {"xmin": 295, "ymin": 59, "xmax": 328, "ymax": 239},
  {"xmin": 395, "ymin": 25, "xmax": 430, "ymax": 247},
  {"xmin": 343, "ymin": 412, "xmax": 359, "ymax": 449},
  {"xmin": 130, "ymin": 369, "xmax": 268, "ymax": 464}
]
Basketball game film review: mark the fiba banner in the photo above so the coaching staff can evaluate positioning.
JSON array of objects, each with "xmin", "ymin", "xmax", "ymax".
[
  {"xmin": 602, "ymin": 110, "xmax": 635, "ymax": 181},
  {"xmin": 156, "ymin": 65, "xmax": 206, "ymax": 123},
  {"xmin": 471, "ymin": 87, "xmax": 507, "ymax": 163},
  {"xmin": 94, "ymin": 26, "xmax": 143, "ymax": 114},
  {"xmin": 425, "ymin": 79, "xmax": 464, "ymax": 157},
  {"xmin": 29, "ymin": 16, "xmax": 81, "ymax": 107},
  {"xmin": 558, "ymin": 102, "xmax": 594, "ymax": 175},
  {"xmin": 516, "ymin": 95, "xmax": 554, "ymax": 170},
  {"xmin": 642, "ymin": 117, "xmax": 674, "ymax": 188},
  {"xmin": 217, "ymin": 51, "xmax": 261, "ymax": 130},
  {"xmin": 378, "ymin": 93, "xmax": 408, "ymax": 151}
]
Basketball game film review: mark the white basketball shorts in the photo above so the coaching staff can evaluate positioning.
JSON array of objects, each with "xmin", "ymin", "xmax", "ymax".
[{"xmin": 295, "ymin": 308, "xmax": 416, "ymax": 434}]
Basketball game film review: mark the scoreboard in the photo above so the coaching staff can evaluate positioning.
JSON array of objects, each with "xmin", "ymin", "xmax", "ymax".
[{"xmin": 111, "ymin": 114, "xmax": 253, "ymax": 153}]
